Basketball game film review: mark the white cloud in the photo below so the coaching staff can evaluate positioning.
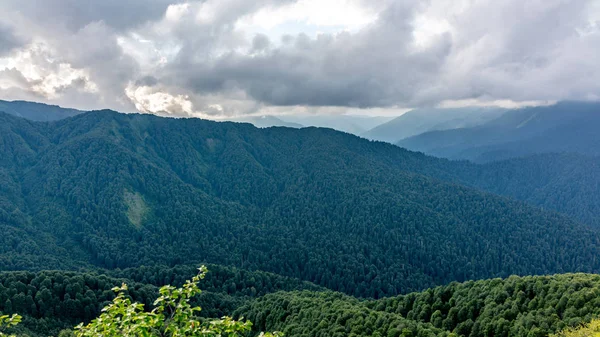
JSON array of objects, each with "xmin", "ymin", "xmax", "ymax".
[
  {"xmin": 438, "ymin": 99, "xmax": 556, "ymax": 109},
  {"xmin": 165, "ymin": 3, "xmax": 192, "ymax": 22},
  {"xmin": 0, "ymin": 0, "xmax": 598, "ymax": 117},
  {"xmin": 0, "ymin": 41, "xmax": 97, "ymax": 98},
  {"xmin": 237, "ymin": 0, "xmax": 377, "ymax": 31},
  {"xmin": 125, "ymin": 83, "xmax": 196, "ymax": 116}
]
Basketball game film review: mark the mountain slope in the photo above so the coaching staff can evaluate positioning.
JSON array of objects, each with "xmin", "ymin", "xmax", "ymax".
[
  {"xmin": 239, "ymin": 273, "xmax": 600, "ymax": 337},
  {"xmin": 2, "ymin": 111, "xmax": 600, "ymax": 298},
  {"xmin": 367, "ymin": 148, "xmax": 600, "ymax": 229},
  {"xmin": 0, "ymin": 100, "xmax": 83, "ymax": 121},
  {"xmin": 367, "ymin": 273, "xmax": 600, "ymax": 337},
  {"xmin": 363, "ymin": 107, "xmax": 506, "ymax": 143},
  {"xmin": 3, "ymin": 267, "xmax": 600, "ymax": 337},
  {"xmin": 454, "ymin": 153, "xmax": 600, "ymax": 228},
  {"xmin": 5, "ymin": 101, "xmax": 598, "ymax": 229},
  {"xmin": 397, "ymin": 101, "xmax": 600, "ymax": 162},
  {"xmin": 239, "ymin": 291, "xmax": 447, "ymax": 337},
  {"xmin": 0, "ymin": 264, "xmax": 323, "ymax": 336}
]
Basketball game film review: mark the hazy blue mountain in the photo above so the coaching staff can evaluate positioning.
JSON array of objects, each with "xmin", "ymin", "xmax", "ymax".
[
  {"xmin": 280, "ymin": 114, "xmax": 393, "ymax": 135},
  {"xmin": 363, "ymin": 107, "xmax": 506, "ymax": 143},
  {"xmin": 228, "ymin": 115, "xmax": 304, "ymax": 128},
  {"xmin": 397, "ymin": 101, "xmax": 600, "ymax": 162},
  {"xmin": 0, "ymin": 99, "xmax": 84, "ymax": 121}
]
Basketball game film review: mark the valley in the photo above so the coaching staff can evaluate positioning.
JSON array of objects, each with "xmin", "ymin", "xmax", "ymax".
[{"xmin": 0, "ymin": 101, "xmax": 599, "ymax": 336}]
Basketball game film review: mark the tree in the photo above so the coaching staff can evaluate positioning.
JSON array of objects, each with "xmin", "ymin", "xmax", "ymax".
[{"xmin": 74, "ymin": 266, "xmax": 281, "ymax": 337}]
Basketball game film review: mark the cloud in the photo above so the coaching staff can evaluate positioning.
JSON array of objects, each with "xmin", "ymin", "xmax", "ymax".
[
  {"xmin": 427, "ymin": 0, "xmax": 600, "ymax": 104},
  {"xmin": 160, "ymin": 1, "xmax": 450, "ymax": 108},
  {"xmin": 0, "ymin": 0, "xmax": 598, "ymax": 116},
  {"xmin": 251, "ymin": 34, "xmax": 271, "ymax": 52},
  {"xmin": 0, "ymin": 24, "xmax": 24, "ymax": 56},
  {"xmin": 0, "ymin": 43, "xmax": 97, "ymax": 98},
  {"xmin": 125, "ymin": 83, "xmax": 195, "ymax": 116},
  {"xmin": 161, "ymin": 0, "xmax": 599, "ymax": 109},
  {"xmin": 1, "ymin": 0, "xmax": 182, "ymax": 32}
]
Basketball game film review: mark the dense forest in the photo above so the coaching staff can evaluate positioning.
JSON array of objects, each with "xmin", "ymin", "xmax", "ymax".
[
  {"xmin": 2, "ymin": 105, "xmax": 600, "ymax": 336},
  {"xmin": 366, "ymin": 273, "xmax": 600, "ymax": 337},
  {"xmin": 2, "ymin": 267, "xmax": 600, "ymax": 337},
  {"xmin": 0, "ymin": 264, "xmax": 322, "ymax": 336},
  {"xmin": 240, "ymin": 273, "xmax": 600, "ymax": 337},
  {"xmin": 2, "ymin": 100, "xmax": 599, "ymax": 229},
  {"xmin": 454, "ymin": 153, "xmax": 600, "ymax": 228},
  {"xmin": 2, "ymin": 111, "xmax": 600, "ymax": 299}
]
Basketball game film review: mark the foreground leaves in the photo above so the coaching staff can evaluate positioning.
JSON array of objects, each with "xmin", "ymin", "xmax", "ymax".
[
  {"xmin": 74, "ymin": 266, "xmax": 281, "ymax": 337},
  {"xmin": 0, "ymin": 314, "xmax": 21, "ymax": 337},
  {"xmin": 552, "ymin": 319, "xmax": 600, "ymax": 337}
]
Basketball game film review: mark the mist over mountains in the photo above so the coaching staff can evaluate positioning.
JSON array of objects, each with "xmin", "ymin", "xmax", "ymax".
[
  {"xmin": 362, "ymin": 107, "xmax": 507, "ymax": 143},
  {"xmin": 398, "ymin": 101, "xmax": 600, "ymax": 162}
]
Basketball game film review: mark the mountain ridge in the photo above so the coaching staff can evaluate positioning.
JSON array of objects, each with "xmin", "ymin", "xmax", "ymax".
[
  {"xmin": 0, "ymin": 100, "xmax": 84, "ymax": 121},
  {"xmin": 363, "ymin": 107, "xmax": 507, "ymax": 143},
  {"xmin": 2, "ymin": 110, "xmax": 600, "ymax": 299},
  {"xmin": 397, "ymin": 101, "xmax": 600, "ymax": 162}
]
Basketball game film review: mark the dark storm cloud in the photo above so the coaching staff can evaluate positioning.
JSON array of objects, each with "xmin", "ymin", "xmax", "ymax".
[
  {"xmin": 164, "ymin": 1, "xmax": 452, "ymax": 108},
  {"xmin": 165, "ymin": 0, "xmax": 599, "ymax": 109},
  {"xmin": 136, "ymin": 76, "xmax": 160, "ymax": 87},
  {"xmin": 251, "ymin": 34, "xmax": 271, "ymax": 52},
  {"xmin": 0, "ymin": 0, "xmax": 598, "ymax": 115},
  {"xmin": 0, "ymin": 24, "xmax": 24, "ymax": 56}
]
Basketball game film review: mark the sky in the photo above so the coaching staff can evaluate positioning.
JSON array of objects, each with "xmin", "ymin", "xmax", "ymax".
[{"xmin": 0, "ymin": 0, "xmax": 598, "ymax": 118}]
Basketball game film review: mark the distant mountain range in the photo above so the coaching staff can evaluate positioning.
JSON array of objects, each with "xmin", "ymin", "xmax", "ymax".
[
  {"xmin": 397, "ymin": 101, "xmax": 600, "ymax": 162},
  {"xmin": 0, "ymin": 99, "xmax": 390, "ymax": 134},
  {"xmin": 0, "ymin": 100, "xmax": 84, "ymax": 121},
  {"xmin": 226, "ymin": 114, "xmax": 395, "ymax": 134},
  {"xmin": 5, "ymin": 100, "xmax": 598, "ymax": 165},
  {"xmin": 279, "ymin": 114, "xmax": 393, "ymax": 134},
  {"xmin": 227, "ymin": 115, "xmax": 304, "ymax": 128},
  {"xmin": 362, "ymin": 107, "xmax": 506, "ymax": 143}
]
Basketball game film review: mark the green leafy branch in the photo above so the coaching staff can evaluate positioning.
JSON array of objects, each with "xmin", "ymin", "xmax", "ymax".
[
  {"xmin": 73, "ymin": 265, "xmax": 281, "ymax": 337},
  {"xmin": 0, "ymin": 314, "xmax": 22, "ymax": 337}
]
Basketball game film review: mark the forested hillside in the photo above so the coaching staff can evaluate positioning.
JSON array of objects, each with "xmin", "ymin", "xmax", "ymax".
[
  {"xmin": 3, "ymin": 267, "xmax": 600, "ymax": 337},
  {"xmin": 397, "ymin": 101, "xmax": 600, "ymax": 162},
  {"xmin": 240, "ymin": 273, "xmax": 600, "ymax": 337},
  {"xmin": 313, "ymin": 138, "xmax": 600, "ymax": 229},
  {"xmin": 454, "ymin": 153, "xmax": 600, "ymax": 228},
  {"xmin": 0, "ymin": 264, "xmax": 321, "ymax": 336},
  {"xmin": 3, "ymin": 101, "xmax": 599, "ymax": 229},
  {"xmin": 2, "ymin": 111, "xmax": 600, "ymax": 299}
]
